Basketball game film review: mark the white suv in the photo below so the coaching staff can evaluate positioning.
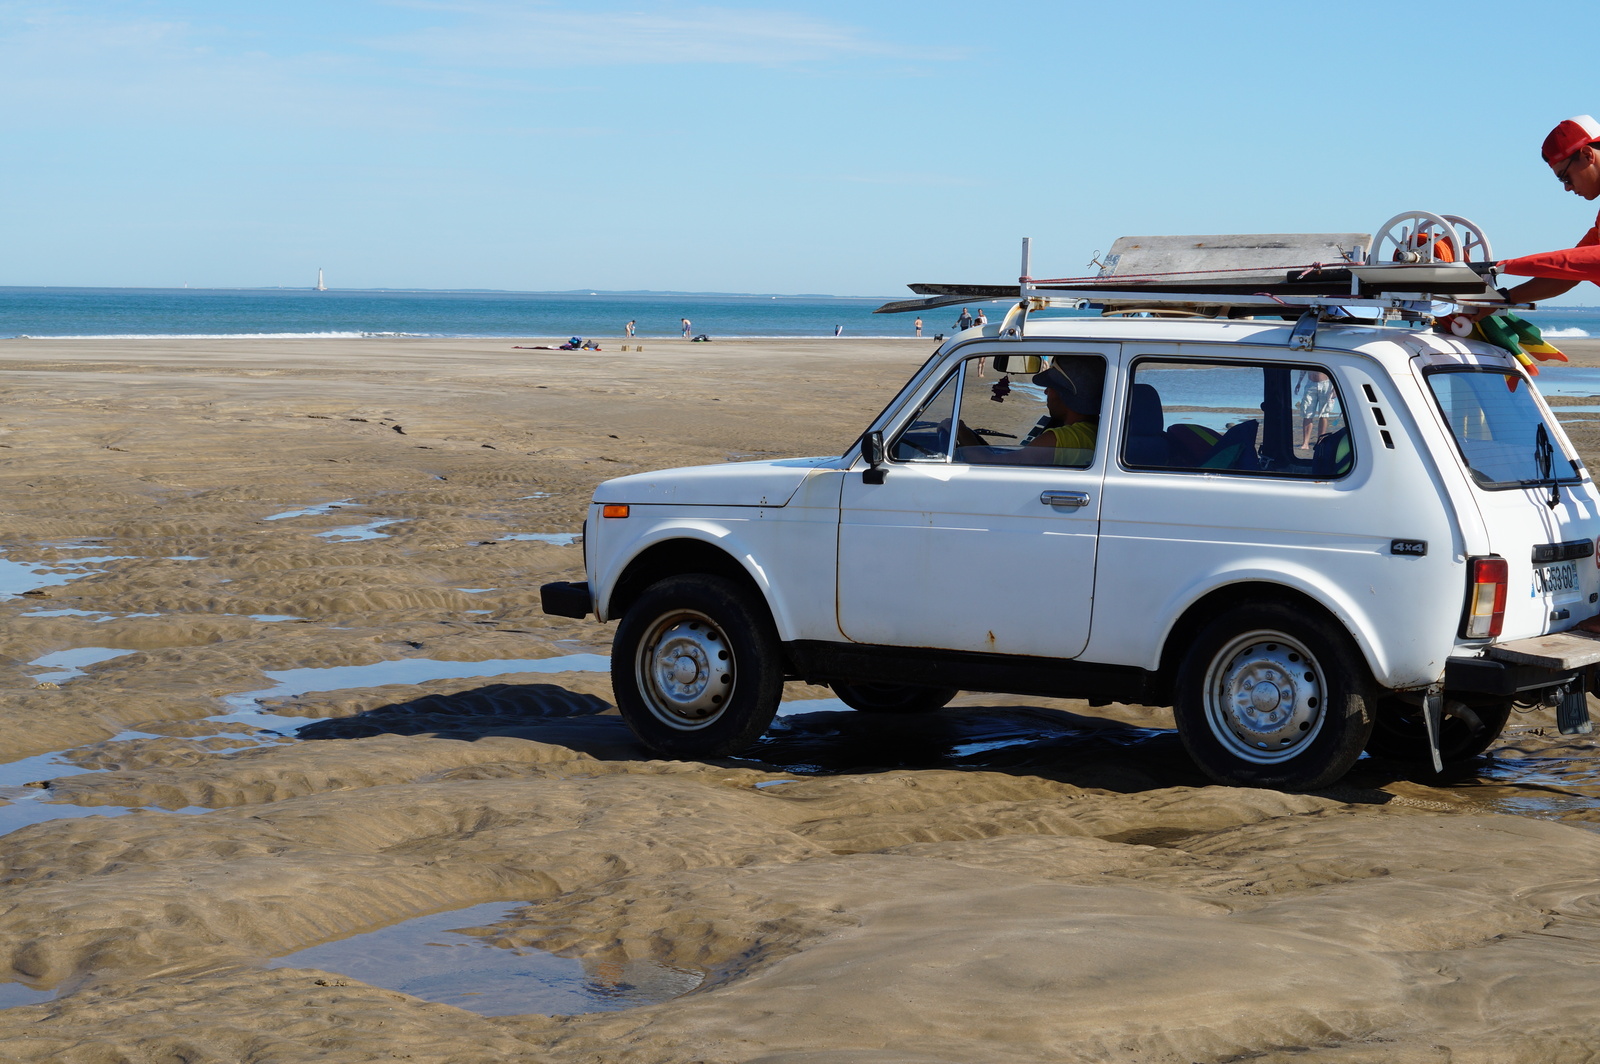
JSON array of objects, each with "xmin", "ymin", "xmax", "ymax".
[{"xmin": 542, "ymin": 313, "xmax": 1600, "ymax": 790}]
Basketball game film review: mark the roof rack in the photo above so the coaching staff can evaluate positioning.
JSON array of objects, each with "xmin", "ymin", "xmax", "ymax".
[{"xmin": 876, "ymin": 212, "xmax": 1531, "ymax": 350}]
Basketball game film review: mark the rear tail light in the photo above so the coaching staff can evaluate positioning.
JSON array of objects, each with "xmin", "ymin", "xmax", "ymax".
[{"xmin": 1463, "ymin": 556, "xmax": 1508, "ymax": 639}]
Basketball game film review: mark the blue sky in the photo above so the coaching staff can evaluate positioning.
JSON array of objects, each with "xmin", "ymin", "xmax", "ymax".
[{"xmin": 5, "ymin": 0, "xmax": 1600, "ymax": 297}]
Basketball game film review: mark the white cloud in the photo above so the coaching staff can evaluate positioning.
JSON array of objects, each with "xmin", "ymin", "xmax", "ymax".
[{"xmin": 375, "ymin": 1, "xmax": 954, "ymax": 67}]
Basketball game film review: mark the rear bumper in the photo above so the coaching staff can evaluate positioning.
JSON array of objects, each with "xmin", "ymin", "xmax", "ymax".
[
  {"xmin": 1446, "ymin": 628, "xmax": 1600, "ymax": 696},
  {"xmin": 1444, "ymin": 656, "xmax": 1579, "ymax": 697},
  {"xmin": 539, "ymin": 581, "xmax": 592, "ymax": 619}
]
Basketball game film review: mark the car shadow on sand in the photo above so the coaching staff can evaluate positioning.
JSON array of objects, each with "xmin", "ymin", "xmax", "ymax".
[
  {"xmin": 297, "ymin": 682, "xmax": 1213, "ymax": 792},
  {"xmin": 292, "ymin": 681, "xmax": 1568, "ymax": 810}
]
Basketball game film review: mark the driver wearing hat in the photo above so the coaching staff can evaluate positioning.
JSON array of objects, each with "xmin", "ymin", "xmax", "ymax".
[
  {"xmin": 954, "ymin": 357, "xmax": 1103, "ymax": 467},
  {"xmin": 1496, "ymin": 115, "xmax": 1600, "ymax": 298}
]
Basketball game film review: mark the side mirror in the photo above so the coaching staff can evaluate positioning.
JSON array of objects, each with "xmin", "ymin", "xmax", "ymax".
[{"xmin": 862, "ymin": 430, "xmax": 887, "ymax": 484}]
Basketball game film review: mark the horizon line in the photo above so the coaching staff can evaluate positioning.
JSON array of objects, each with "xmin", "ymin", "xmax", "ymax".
[{"xmin": 0, "ymin": 284, "xmax": 904, "ymax": 300}]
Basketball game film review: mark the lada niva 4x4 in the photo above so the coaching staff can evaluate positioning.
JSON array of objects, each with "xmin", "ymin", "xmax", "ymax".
[{"xmin": 543, "ymin": 316, "xmax": 1600, "ymax": 789}]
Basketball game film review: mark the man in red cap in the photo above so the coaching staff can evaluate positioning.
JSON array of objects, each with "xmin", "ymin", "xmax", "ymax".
[{"xmin": 1496, "ymin": 115, "xmax": 1600, "ymax": 299}]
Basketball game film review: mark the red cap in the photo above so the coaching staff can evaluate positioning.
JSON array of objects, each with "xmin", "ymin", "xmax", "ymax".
[{"xmin": 1542, "ymin": 115, "xmax": 1600, "ymax": 164}]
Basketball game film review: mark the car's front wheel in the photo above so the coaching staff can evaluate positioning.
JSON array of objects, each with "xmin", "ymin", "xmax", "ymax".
[
  {"xmin": 612, "ymin": 574, "xmax": 784, "ymax": 758},
  {"xmin": 830, "ymin": 681, "xmax": 958, "ymax": 714},
  {"xmin": 1174, "ymin": 603, "xmax": 1374, "ymax": 790}
]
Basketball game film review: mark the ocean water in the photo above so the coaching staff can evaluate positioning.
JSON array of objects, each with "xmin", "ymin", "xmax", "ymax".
[
  {"xmin": 0, "ymin": 288, "xmax": 950, "ymax": 340},
  {"xmin": 3, "ymin": 287, "xmax": 1599, "ymax": 342}
]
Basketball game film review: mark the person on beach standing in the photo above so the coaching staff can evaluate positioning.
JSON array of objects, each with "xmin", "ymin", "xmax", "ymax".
[
  {"xmin": 914, "ymin": 317, "xmax": 923, "ymax": 337},
  {"xmin": 681, "ymin": 317, "xmax": 692, "ymax": 338},
  {"xmin": 625, "ymin": 320, "xmax": 636, "ymax": 337},
  {"xmin": 834, "ymin": 324, "xmax": 843, "ymax": 337},
  {"xmin": 1488, "ymin": 115, "xmax": 1600, "ymax": 302},
  {"xmin": 955, "ymin": 307, "xmax": 973, "ymax": 330},
  {"xmin": 975, "ymin": 309, "xmax": 987, "ymax": 328}
]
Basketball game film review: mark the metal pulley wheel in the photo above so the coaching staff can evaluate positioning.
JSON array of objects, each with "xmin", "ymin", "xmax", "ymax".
[
  {"xmin": 1440, "ymin": 214, "xmax": 1493, "ymax": 262},
  {"xmin": 1367, "ymin": 211, "xmax": 1461, "ymax": 265}
]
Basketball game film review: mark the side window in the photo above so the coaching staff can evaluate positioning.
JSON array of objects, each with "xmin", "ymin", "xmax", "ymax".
[
  {"xmin": 890, "ymin": 369, "xmax": 959, "ymax": 461},
  {"xmin": 952, "ymin": 353, "xmax": 1105, "ymax": 469},
  {"xmin": 1123, "ymin": 358, "xmax": 1352, "ymax": 477}
]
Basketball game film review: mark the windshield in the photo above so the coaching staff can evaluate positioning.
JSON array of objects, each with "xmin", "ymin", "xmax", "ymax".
[{"xmin": 1425, "ymin": 367, "xmax": 1579, "ymax": 489}]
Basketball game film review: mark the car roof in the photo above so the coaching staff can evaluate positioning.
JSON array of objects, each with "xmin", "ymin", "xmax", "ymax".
[{"xmin": 938, "ymin": 316, "xmax": 1502, "ymax": 370}]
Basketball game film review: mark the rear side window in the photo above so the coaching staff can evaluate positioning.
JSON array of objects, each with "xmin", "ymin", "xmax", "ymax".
[
  {"xmin": 1122, "ymin": 358, "xmax": 1352, "ymax": 477},
  {"xmin": 1425, "ymin": 367, "xmax": 1578, "ymax": 490}
]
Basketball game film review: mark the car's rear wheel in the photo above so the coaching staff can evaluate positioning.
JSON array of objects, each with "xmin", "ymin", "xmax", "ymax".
[
  {"xmin": 612, "ymin": 574, "xmax": 783, "ymax": 758},
  {"xmin": 1365, "ymin": 698, "xmax": 1511, "ymax": 765},
  {"xmin": 830, "ymin": 681, "xmax": 958, "ymax": 714},
  {"xmin": 1174, "ymin": 603, "xmax": 1374, "ymax": 790}
]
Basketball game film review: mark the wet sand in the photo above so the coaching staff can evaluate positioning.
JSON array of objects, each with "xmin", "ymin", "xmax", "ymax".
[{"xmin": 3, "ymin": 334, "xmax": 1600, "ymax": 1061}]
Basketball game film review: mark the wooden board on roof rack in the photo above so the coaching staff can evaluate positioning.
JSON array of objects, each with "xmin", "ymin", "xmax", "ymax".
[
  {"xmin": 874, "ymin": 223, "xmax": 1516, "ymax": 316},
  {"xmin": 1095, "ymin": 232, "xmax": 1371, "ymax": 283}
]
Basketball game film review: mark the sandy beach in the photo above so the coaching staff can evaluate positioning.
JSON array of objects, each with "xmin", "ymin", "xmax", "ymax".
[{"xmin": 4, "ymin": 333, "xmax": 1600, "ymax": 1063}]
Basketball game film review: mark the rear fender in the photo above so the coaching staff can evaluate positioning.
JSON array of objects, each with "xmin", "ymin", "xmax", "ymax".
[{"xmin": 1152, "ymin": 561, "xmax": 1448, "ymax": 690}]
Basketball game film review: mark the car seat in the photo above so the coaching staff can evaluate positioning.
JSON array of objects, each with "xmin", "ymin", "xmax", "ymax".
[
  {"xmin": 1166, "ymin": 423, "xmax": 1221, "ymax": 467},
  {"xmin": 1199, "ymin": 419, "xmax": 1261, "ymax": 470},
  {"xmin": 1124, "ymin": 383, "xmax": 1168, "ymax": 466},
  {"xmin": 1311, "ymin": 426, "xmax": 1352, "ymax": 477}
]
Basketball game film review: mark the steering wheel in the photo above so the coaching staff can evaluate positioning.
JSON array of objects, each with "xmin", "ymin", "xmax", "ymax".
[{"xmin": 897, "ymin": 419, "xmax": 949, "ymax": 457}]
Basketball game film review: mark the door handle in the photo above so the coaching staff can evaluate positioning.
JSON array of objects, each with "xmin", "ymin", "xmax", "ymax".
[{"xmin": 1040, "ymin": 490, "xmax": 1091, "ymax": 510}]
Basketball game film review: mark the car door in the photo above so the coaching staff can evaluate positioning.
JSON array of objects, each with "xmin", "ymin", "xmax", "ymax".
[{"xmin": 836, "ymin": 344, "xmax": 1119, "ymax": 658}]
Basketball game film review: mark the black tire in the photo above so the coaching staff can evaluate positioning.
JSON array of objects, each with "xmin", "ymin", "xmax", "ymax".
[
  {"xmin": 1173, "ymin": 602, "xmax": 1375, "ymax": 791},
  {"xmin": 830, "ymin": 681, "xmax": 959, "ymax": 714},
  {"xmin": 1365, "ymin": 698, "xmax": 1511, "ymax": 765},
  {"xmin": 611, "ymin": 574, "xmax": 784, "ymax": 758}
]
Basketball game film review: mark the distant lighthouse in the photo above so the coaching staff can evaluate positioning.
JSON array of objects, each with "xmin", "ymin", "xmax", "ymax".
[{"xmin": 315, "ymin": 268, "xmax": 326, "ymax": 292}]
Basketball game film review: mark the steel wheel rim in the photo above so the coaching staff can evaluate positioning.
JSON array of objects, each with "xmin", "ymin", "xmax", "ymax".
[
  {"xmin": 1202, "ymin": 629, "xmax": 1327, "ymax": 764},
  {"xmin": 634, "ymin": 608, "xmax": 735, "ymax": 731}
]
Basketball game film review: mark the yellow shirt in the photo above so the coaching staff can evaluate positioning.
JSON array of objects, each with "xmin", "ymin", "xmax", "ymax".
[{"xmin": 1043, "ymin": 420, "xmax": 1097, "ymax": 467}]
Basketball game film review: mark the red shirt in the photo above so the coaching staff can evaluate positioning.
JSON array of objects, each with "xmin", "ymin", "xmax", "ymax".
[{"xmin": 1500, "ymin": 207, "xmax": 1600, "ymax": 283}]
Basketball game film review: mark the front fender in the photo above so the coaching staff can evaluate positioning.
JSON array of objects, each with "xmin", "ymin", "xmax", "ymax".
[{"xmin": 594, "ymin": 516, "xmax": 806, "ymax": 637}]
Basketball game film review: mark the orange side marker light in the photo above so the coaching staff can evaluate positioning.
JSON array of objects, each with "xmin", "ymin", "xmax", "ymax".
[{"xmin": 602, "ymin": 504, "xmax": 630, "ymax": 519}]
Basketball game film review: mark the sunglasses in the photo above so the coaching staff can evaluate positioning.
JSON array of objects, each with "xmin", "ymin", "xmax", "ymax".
[{"xmin": 1557, "ymin": 149, "xmax": 1588, "ymax": 186}]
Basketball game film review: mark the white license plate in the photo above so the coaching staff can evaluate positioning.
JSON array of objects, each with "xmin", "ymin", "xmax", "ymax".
[{"xmin": 1533, "ymin": 560, "xmax": 1581, "ymax": 598}]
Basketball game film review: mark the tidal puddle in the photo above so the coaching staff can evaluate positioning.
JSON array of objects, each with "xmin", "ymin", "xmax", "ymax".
[
  {"xmin": 266, "ymin": 901, "xmax": 703, "ymax": 1016},
  {"xmin": 0, "ymin": 794, "xmax": 209, "ymax": 837},
  {"xmin": 265, "ymin": 501, "xmax": 354, "ymax": 521},
  {"xmin": 0, "ymin": 554, "xmax": 128, "ymax": 597},
  {"xmin": 317, "ymin": 519, "xmax": 402, "ymax": 542},
  {"xmin": 212, "ymin": 653, "xmax": 615, "ymax": 736},
  {"xmin": 500, "ymin": 533, "xmax": 580, "ymax": 545},
  {"xmin": 28, "ymin": 647, "xmax": 136, "ymax": 684},
  {"xmin": 0, "ymin": 982, "xmax": 53, "ymax": 1009},
  {"xmin": 1460, "ymin": 755, "xmax": 1600, "ymax": 824},
  {"xmin": 0, "ymin": 728, "xmax": 166, "ymax": 788}
]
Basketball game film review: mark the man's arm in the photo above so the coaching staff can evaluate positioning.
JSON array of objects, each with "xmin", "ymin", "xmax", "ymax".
[
  {"xmin": 1503, "ymin": 276, "xmax": 1582, "ymax": 303},
  {"xmin": 1496, "ymin": 223, "xmax": 1600, "ymax": 290}
]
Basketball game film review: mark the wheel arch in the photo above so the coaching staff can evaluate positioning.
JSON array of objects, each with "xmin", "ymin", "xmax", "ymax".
[
  {"xmin": 604, "ymin": 532, "xmax": 777, "ymax": 631},
  {"xmin": 1154, "ymin": 580, "xmax": 1377, "ymax": 704}
]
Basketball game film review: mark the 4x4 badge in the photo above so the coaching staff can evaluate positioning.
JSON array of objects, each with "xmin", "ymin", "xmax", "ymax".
[{"xmin": 1391, "ymin": 539, "xmax": 1428, "ymax": 556}]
